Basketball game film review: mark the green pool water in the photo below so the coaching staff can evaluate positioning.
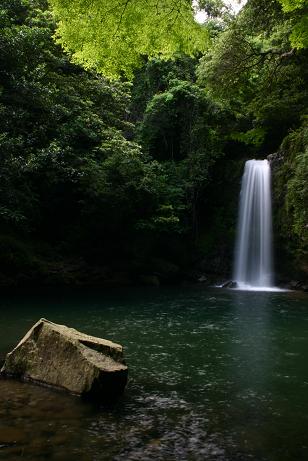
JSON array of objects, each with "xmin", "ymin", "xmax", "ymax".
[{"xmin": 0, "ymin": 286, "xmax": 307, "ymax": 460}]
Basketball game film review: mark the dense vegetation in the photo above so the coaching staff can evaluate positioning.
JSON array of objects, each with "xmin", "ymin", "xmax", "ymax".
[
  {"xmin": 49, "ymin": 0, "xmax": 210, "ymax": 79},
  {"xmin": 0, "ymin": 0, "xmax": 307, "ymax": 286}
]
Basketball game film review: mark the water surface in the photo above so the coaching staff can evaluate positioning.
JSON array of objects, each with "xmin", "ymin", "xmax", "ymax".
[{"xmin": 0, "ymin": 286, "xmax": 307, "ymax": 460}]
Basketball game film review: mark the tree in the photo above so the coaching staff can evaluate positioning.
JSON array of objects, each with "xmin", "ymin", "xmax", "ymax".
[
  {"xmin": 0, "ymin": 0, "xmax": 133, "ymax": 232},
  {"xmin": 272, "ymin": 121, "xmax": 308, "ymax": 277},
  {"xmin": 277, "ymin": 0, "xmax": 308, "ymax": 48},
  {"xmin": 49, "ymin": 0, "xmax": 210, "ymax": 79},
  {"xmin": 197, "ymin": 0, "xmax": 308, "ymax": 150},
  {"xmin": 138, "ymin": 77, "xmax": 226, "ymax": 238},
  {"xmin": 0, "ymin": 0, "xmax": 187, "ymax": 278}
]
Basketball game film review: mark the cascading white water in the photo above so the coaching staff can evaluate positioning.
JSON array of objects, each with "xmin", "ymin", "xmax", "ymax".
[{"xmin": 234, "ymin": 159, "xmax": 274, "ymax": 289}]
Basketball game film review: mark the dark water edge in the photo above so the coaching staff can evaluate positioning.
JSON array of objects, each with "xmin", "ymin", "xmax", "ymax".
[{"xmin": 0, "ymin": 286, "xmax": 308, "ymax": 461}]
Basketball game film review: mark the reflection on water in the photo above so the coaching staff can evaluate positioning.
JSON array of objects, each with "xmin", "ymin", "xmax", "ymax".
[{"xmin": 0, "ymin": 286, "xmax": 307, "ymax": 460}]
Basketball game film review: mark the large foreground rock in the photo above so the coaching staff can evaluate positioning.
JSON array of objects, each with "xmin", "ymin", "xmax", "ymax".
[{"xmin": 0, "ymin": 319, "xmax": 128, "ymax": 401}]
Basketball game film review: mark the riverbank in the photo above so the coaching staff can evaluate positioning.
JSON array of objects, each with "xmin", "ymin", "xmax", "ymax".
[{"xmin": 0, "ymin": 258, "xmax": 306, "ymax": 293}]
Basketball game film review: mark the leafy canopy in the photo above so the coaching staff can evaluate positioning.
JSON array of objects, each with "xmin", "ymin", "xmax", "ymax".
[
  {"xmin": 278, "ymin": 0, "xmax": 306, "ymax": 11},
  {"xmin": 0, "ymin": 0, "xmax": 186, "ymax": 246},
  {"xmin": 273, "ymin": 121, "xmax": 308, "ymax": 264},
  {"xmin": 49, "ymin": 0, "xmax": 210, "ymax": 79},
  {"xmin": 197, "ymin": 0, "xmax": 308, "ymax": 150},
  {"xmin": 277, "ymin": 0, "xmax": 308, "ymax": 48}
]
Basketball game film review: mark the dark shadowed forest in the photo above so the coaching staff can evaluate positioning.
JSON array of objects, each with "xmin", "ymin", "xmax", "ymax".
[{"xmin": 0, "ymin": 0, "xmax": 307, "ymax": 288}]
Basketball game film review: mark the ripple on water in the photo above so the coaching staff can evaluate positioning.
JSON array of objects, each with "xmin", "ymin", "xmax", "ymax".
[{"xmin": 0, "ymin": 287, "xmax": 307, "ymax": 461}]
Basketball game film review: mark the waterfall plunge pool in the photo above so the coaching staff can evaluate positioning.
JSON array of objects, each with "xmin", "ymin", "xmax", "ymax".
[
  {"xmin": 232, "ymin": 283, "xmax": 289, "ymax": 292},
  {"xmin": 0, "ymin": 286, "xmax": 307, "ymax": 461}
]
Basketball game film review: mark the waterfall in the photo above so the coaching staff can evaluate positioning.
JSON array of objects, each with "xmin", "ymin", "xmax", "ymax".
[{"xmin": 234, "ymin": 159, "xmax": 274, "ymax": 289}]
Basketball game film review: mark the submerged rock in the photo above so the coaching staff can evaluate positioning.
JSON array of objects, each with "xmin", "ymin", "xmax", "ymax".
[
  {"xmin": 0, "ymin": 319, "xmax": 128, "ymax": 402},
  {"xmin": 221, "ymin": 280, "xmax": 237, "ymax": 289}
]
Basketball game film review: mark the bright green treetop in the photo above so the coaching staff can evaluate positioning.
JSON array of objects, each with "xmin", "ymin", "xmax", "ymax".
[
  {"xmin": 278, "ymin": 0, "xmax": 308, "ymax": 48},
  {"xmin": 49, "ymin": 0, "xmax": 210, "ymax": 79},
  {"xmin": 278, "ymin": 0, "xmax": 306, "ymax": 11}
]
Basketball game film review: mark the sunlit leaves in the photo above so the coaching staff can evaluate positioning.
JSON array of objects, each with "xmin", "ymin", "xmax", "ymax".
[
  {"xmin": 278, "ymin": 0, "xmax": 307, "ymax": 12},
  {"xmin": 277, "ymin": 0, "xmax": 308, "ymax": 48},
  {"xmin": 49, "ymin": 0, "xmax": 210, "ymax": 79}
]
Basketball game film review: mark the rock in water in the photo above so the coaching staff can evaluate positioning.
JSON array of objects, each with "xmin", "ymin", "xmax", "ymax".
[{"xmin": 0, "ymin": 318, "xmax": 128, "ymax": 402}]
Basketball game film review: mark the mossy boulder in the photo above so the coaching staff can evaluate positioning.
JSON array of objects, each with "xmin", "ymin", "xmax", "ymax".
[{"xmin": 0, "ymin": 319, "xmax": 128, "ymax": 402}]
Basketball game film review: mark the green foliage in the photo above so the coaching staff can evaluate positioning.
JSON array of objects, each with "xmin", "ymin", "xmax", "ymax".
[
  {"xmin": 273, "ymin": 121, "xmax": 308, "ymax": 274},
  {"xmin": 49, "ymin": 0, "xmax": 210, "ymax": 79},
  {"xmin": 278, "ymin": 0, "xmax": 307, "ymax": 12},
  {"xmin": 0, "ymin": 0, "xmax": 190, "ymax": 274},
  {"xmin": 281, "ymin": 123, "xmax": 308, "ymax": 246},
  {"xmin": 0, "ymin": 0, "xmax": 134, "ymax": 231},
  {"xmin": 287, "ymin": 151, "xmax": 308, "ymax": 246},
  {"xmin": 130, "ymin": 55, "xmax": 197, "ymax": 121},
  {"xmin": 140, "ymin": 79, "xmax": 222, "ymax": 161},
  {"xmin": 276, "ymin": 0, "xmax": 308, "ymax": 49},
  {"xmin": 196, "ymin": 0, "xmax": 234, "ymax": 25},
  {"xmin": 230, "ymin": 128, "xmax": 266, "ymax": 147},
  {"xmin": 138, "ymin": 76, "xmax": 227, "ymax": 238},
  {"xmin": 0, "ymin": 0, "xmax": 307, "ymax": 283},
  {"xmin": 289, "ymin": 14, "xmax": 308, "ymax": 48},
  {"xmin": 197, "ymin": 0, "xmax": 308, "ymax": 151}
]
